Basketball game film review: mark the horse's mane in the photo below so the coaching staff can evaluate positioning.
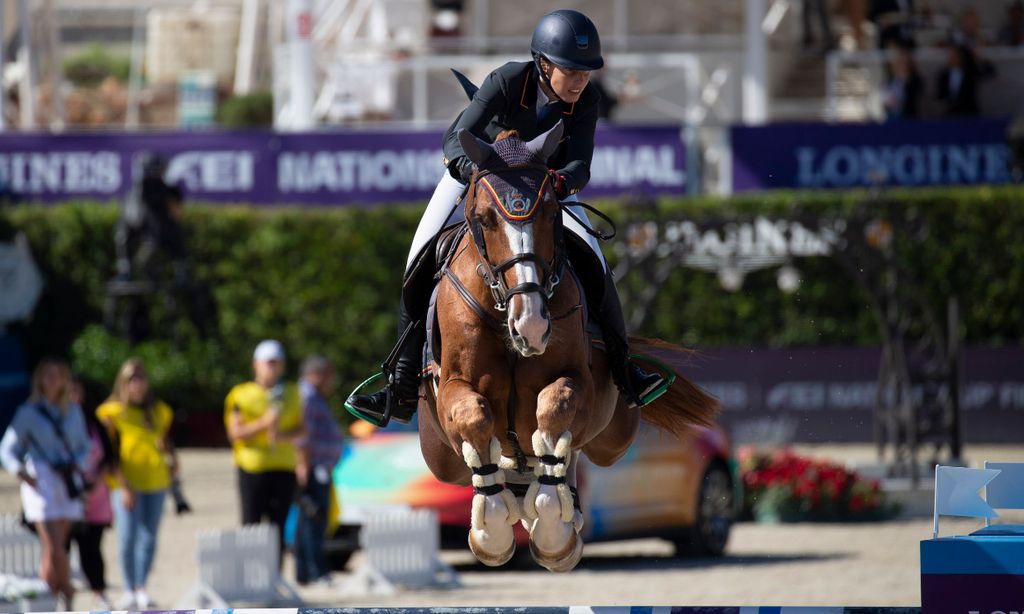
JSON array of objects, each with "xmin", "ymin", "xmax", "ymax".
[{"xmin": 494, "ymin": 129, "xmax": 520, "ymax": 142}]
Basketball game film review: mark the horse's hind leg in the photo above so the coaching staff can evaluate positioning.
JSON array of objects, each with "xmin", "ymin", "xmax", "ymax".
[
  {"xmin": 439, "ymin": 381, "xmax": 521, "ymax": 567},
  {"xmin": 582, "ymin": 395, "xmax": 640, "ymax": 467},
  {"xmin": 418, "ymin": 405, "xmax": 471, "ymax": 485},
  {"xmin": 525, "ymin": 376, "xmax": 585, "ymax": 572}
]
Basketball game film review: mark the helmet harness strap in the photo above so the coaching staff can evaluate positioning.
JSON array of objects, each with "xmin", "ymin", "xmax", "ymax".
[{"xmin": 532, "ymin": 54, "xmax": 567, "ymax": 105}]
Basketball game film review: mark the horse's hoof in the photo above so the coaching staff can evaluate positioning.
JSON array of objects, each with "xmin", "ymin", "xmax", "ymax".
[
  {"xmin": 529, "ymin": 529, "xmax": 583, "ymax": 572},
  {"xmin": 468, "ymin": 531, "xmax": 516, "ymax": 567}
]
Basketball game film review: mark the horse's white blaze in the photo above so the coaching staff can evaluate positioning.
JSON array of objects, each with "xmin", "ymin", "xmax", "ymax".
[{"xmin": 505, "ymin": 222, "xmax": 549, "ymax": 355}]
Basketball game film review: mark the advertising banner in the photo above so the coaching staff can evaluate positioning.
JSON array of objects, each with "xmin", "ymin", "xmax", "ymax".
[
  {"xmin": 921, "ymin": 535, "xmax": 1024, "ymax": 614},
  {"xmin": 686, "ymin": 347, "xmax": 1024, "ymax": 443},
  {"xmin": 0, "ymin": 125, "xmax": 686, "ymax": 205},
  {"xmin": 731, "ymin": 118, "xmax": 1013, "ymax": 192}
]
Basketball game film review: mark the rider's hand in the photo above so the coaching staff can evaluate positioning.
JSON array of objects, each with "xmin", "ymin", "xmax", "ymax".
[
  {"xmin": 553, "ymin": 173, "xmax": 568, "ymax": 200},
  {"xmin": 450, "ymin": 156, "xmax": 477, "ymax": 184}
]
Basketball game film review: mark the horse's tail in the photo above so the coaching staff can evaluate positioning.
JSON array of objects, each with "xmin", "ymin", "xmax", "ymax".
[{"xmin": 630, "ymin": 336, "xmax": 719, "ymax": 436}]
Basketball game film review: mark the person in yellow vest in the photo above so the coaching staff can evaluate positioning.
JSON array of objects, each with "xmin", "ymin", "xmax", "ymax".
[
  {"xmin": 224, "ymin": 340, "xmax": 304, "ymax": 561},
  {"xmin": 95, "ymin": 358, "xmax": 178, "ymax": 610}
]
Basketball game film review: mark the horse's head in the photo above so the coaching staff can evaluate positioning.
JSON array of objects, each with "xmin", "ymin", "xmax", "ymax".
[{"xmin": 457, "ymin": 123, "xmax": 565, "ymax": 357}]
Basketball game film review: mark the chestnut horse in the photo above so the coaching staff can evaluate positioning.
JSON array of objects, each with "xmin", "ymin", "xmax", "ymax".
[{"xmin": 417, "ymin": 123, "xmax": 717, "ymax": 572}]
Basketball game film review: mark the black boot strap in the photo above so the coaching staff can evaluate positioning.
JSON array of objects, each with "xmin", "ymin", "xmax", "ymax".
[
  {"xmin": 473, "ymin": 484, "xmax": 505, "ymax": 496},
  {"xmin": 472, "ymin": 463, "xmax": 500, "ymax": 476}
]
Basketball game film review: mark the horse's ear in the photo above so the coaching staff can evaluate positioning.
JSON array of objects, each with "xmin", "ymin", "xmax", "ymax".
[
  {"xmin": 457, "ymin": 129, "xmax": 494, "ymax": 166},
  {"xmin": 524, "ymin": 121, "xmax": 564, "ymax": 163}
]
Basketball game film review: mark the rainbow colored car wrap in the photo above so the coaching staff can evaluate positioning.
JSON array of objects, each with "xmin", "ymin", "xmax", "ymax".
[{"xmin": 333, "ymin": 420, "xmax": 732, "ymax": 546}]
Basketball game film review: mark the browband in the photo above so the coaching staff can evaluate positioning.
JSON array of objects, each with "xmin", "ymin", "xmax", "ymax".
[{"xmin": 473, "ymin": 163, "xmax": 554, "ymax": 221}]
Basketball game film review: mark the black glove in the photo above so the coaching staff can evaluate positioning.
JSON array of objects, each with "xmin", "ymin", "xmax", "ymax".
[{"xmin": 448, "ymin": 156, "xmax": 477, "ymax": 184}]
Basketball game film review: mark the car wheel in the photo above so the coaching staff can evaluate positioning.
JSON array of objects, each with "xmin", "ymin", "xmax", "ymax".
[{"xmin": 675, "ymin": 460, "xmax": 734, "ymax": 557}]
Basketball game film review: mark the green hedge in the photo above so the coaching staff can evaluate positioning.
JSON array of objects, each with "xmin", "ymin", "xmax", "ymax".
[
  {"xmin": 63, "ymin": 44, "xmax": 131, "ymax": 86},
  {"xmin": 217, "ymin": 92, "xmax": 274, "ymax": 127},
  {"xmin": 2, "ymin": 186, "xmax": 1022, "ymax": 420},
  {"xmin": 615, "ymin": 186, "xmax": 1024, "ymax": 347}
]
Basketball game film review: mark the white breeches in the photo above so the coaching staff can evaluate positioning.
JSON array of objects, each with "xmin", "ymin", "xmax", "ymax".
[{"xmin": 406, "ymin": 171, "xmax": 606, "ymax": 272}]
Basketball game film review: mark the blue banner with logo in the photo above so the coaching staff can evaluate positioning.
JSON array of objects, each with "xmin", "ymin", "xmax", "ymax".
[
  {"xmin": 731, "ymin": 119, "xmax": 1013, "ymax": 191},
  {"xmin": 0, "ymin": 125, "xmax": 685, "ymax": 205}
]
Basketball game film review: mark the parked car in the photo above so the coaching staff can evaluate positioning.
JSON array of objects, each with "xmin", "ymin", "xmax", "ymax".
[{"xmin": 325, "ymin": 417, "xmax": 735, "ymax": 568}]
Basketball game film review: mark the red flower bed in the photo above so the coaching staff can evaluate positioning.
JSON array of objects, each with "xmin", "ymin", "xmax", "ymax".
[{"xmin": 739, "ymin": 447, "xmax": 898, "ymax": 522}]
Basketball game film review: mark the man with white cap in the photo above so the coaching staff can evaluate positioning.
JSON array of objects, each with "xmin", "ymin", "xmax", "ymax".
[{"xmin": 224, "ymin": 340, "xmax": 304, "ymax": 562}]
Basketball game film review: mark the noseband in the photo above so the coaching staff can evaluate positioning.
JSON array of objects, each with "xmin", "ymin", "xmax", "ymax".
[{"xmin": 466, "ymin": 163, "xmax": 567, "ymax": 315}]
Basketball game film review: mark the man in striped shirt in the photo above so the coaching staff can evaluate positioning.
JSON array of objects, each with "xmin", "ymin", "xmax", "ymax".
[{"xmin": 294, "ymin": 355, "xmax": 345, "ymax": 586}]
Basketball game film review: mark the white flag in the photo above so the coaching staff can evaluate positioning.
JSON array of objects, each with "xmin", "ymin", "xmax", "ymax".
[{"xmin": 935, "ymin": 465, "xmax": 1000, "ymax": 518}]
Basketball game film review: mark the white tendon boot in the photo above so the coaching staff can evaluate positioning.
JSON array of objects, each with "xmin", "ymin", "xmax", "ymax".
[
  {"xmin": 463, "ymin": 438, "xmax": 522, "ymax": 566},
  {"xmin": 524, "ymin": 430, "xmax": 584, "ymax": 572}
]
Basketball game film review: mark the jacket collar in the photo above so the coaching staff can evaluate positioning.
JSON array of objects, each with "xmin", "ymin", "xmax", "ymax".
[{"xmin": 520, "ymin": 63, "xmax": 575, "ymax": 116}]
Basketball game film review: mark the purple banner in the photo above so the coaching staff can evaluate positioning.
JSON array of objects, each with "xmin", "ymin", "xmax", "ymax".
[
  {"xmin": 731, "ymin": 118, "xmax": 1013, "ymax": 192},
  {"xmin": 0, "ymin": 126, "xmax": 685, "ymax": 205},
  {"xmin": 684, "ymin": 347, "xmax": 1024, "ymax": 443}
]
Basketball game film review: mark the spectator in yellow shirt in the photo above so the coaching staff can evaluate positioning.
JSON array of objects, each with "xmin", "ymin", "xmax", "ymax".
[
  {"xmin": 96, "ymin": 359, "xmax": 178, "ymax": 610},
  {"xmin": 224, "ymin": 340, "xmax": 304, "ymax": 560}
]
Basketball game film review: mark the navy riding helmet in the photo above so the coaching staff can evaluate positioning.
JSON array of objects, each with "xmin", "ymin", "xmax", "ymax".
[{"xmin": 530, "ymin": 9, "xmax": 604, "ymax": 72}]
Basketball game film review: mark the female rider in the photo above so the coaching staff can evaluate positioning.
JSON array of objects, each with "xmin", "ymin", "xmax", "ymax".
[{"xmin": 347, "ymin": 9, "xmax": 663, "ymax": 425}]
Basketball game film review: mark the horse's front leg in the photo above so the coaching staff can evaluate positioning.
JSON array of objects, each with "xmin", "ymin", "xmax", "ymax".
[
  {"xmin": 439, "ymin": 379, "xmax": 521, "ymax": 567},
  {"xmin": 525, "ymin": 376, "xmax": 585, "ymax": 572}
]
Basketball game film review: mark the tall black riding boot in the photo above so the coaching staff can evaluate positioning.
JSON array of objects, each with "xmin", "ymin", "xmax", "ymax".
[
  {"xmin": 345, "ymin": 300, "xmax": 424, "ymax": 425},
  {"xmin": 592, "ymin": 268, "xmax": 665, "ymax": 408},
  {"xmin": 348, "ymin": 235, "xmax": 442, "ymax": 426}
]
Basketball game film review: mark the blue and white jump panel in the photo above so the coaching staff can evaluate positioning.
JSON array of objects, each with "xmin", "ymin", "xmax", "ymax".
[
  {"xmin": 921, "ymin": 533, "xmax": 1024, "ymax": 614},
  {"xmin": 49, "ymin": 607, "xmax": 922, "ymax": 614}
]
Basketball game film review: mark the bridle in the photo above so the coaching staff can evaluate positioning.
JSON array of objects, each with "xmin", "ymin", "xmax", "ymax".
[
  {"xmin": 468, "ymin": 163, "xmax": 566, "ymax": 314},
  {"xmin": 441, "ymin": 161, "xmax": 617, "ymax": 333},
  {"xmin": 442, "ymin": 163, "xmax": 569, "ymax": 332}
]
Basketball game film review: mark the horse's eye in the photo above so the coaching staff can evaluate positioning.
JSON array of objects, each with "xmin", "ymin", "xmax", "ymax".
[{"xmin": 475, "ymin": 210, "xmax": 496, "ymax": 229}]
